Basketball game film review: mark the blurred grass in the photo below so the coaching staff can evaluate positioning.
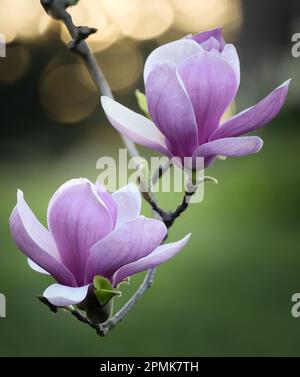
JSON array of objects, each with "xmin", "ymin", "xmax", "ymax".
[{"xmin": 1, "ymin": 112, "xmax": 300, "ymax": 356}]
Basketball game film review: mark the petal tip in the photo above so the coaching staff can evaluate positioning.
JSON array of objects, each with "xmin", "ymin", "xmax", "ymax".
[
  {"xmin": 182, "ymin": 233, "xmax": 192, "ymax": 245},
  {"xmin": 277, "ymin": 79, "xmax": 291, "ymax": 90},
  {"xmin": 101, "ymin": 96, "xmax": 114, "ymax": 111},
  {"xmin": 254, "ymin": 137, "xmax": 264, "ymax": 153},
  {"xmin": 17, "ymin": 189, "xmax": 24, "ymax": 201}
]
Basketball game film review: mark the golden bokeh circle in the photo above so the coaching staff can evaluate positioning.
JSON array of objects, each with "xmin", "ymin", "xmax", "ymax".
[
  {"xmin": 0, "ymin": 46, "xmax": 31, "ymax": 83},
  {"xmin": 40, "ymin": 63, "xmax": 98, "ymax": 123},
  {"xmin": 94, "ymin": 42, "xmax": 144, "ymax": 92}
]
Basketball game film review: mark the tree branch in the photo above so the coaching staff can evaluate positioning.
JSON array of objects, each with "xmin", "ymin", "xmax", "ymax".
[
  {"xmin": 98, "ymin": 268, "xmax": 156, "ymax": 336},
  {"xmin": 40, "ymin": 0, "xmax": 159, "ymax": 336},
  {"xmin": 39, "ymin": 0, "xmax": 197, "ymax": 337},
  {"xmin": 40, "ymin": 0, "xmax": 139, "ymax": 158}
]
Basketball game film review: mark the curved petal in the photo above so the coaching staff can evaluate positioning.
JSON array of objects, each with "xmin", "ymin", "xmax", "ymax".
[
  {"xmin": 200, "ymin": 37, "xmax": 222, "ymax": 52},
  {"xmin": 113, "ymin": 234, "xmax": 191, "ymax": 287},
  {"xmin": 221, "ymin": 44, "xmax": 240, "ymax": 86},
  {"xmin": 178, "ymin": 51, "xmax": 238, "ymax": 145},
  {"xmin": 47, "ymin": 179, "xmax": 114, "ymax": 286},
  {"xmin": 194, "ymin": 136, "xmax": 263, "ymax": 160},
  {"xmin": 27, "ymin": 258, "xmax": 50, "ymax": 275},
  {"xmin": 210, "ymin": 80, "xmax": 290, "ymax": 141},
  {"xmin": 146, "ymin": 62, "xmax": 198, "ymax": 157},
  {"xmin": 85, "ymin": 216, "xmax": 167, "ymax": 284},
  {"xmin": 9, "ymin": 191, "xmax": 76, "ymax": 286},
  {"xmin": 43, "ymin": 283, "xmax": 90, "ymax": 307},
  {"xmin": 96, "ymin": 182, "xmax": 117, "ymax": 228},
  {"xmin": 112, "ymin": 183, "xmax": 141, "ymax": 228},
  {"xmin": 144, "ymin": 38, "xmax": 202, "ymax": 82},
  {"xmin": 101, "ymin": 96, "xmax": 172, "ymax": 157},
  {"xmin": 191, "ymin": 27, "xmax": 225, "ymax": 51}
]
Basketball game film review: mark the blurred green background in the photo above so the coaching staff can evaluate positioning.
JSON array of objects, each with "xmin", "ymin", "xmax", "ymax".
[{"xmin": 1, "ymin": 0, "xmax": 300, "ymax": 356}]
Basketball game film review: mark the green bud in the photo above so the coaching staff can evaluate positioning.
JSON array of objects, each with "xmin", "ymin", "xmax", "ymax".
[
  {"xmin": 93, "ymin": 275, "xmax": 121, "ymax": 307},
  {"xmin": 76, "ymin": 276, "xmax": 121, "ymax": 324},
  {"xmin": 135, "ymin": 90, "xmax": 150, "ymax": 118}
]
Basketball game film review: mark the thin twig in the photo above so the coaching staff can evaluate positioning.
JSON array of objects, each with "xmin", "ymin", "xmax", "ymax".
[
  {"xmin": 65, "ymin": 306, "xmax": 105, "ymax": 336},
  {"xmin": 40, "ymin": 0, "xmax": 139, "ymax": 158},
  {"xmin": 98, "ymin": 268, "xmax": 156, "ymax": 336},
  {"xmin": 152, "ymin": 160, "xmax": 170, "ymax": 186},
  {"xmin": 38, "ymin": 296, "xmax": 104, "ymax": 335}
]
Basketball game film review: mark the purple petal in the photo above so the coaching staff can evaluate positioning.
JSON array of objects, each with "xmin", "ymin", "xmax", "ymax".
[
  {"xmin": 27, "ymin": 258, "xmax": 50, "ymax": 275},
  {"xmin": 144, "ymin": 38, "xmax": 202, "ymax": 82},
  {"xmin": 146, "ymin": 62, "xmax": 198, "ymax": 158},
  {"xmin": 200, "ymin": 37, "xmax": 222, "ymax": 52},
  {"xmin": 113, "ymin": 234, "xmax": 191, "ymax": 287},
  {"xmin": 112, "ymin": 183, "xmax": 141, "ymax": 228},
  {"xmin": 85, "ymin": 216, "xmax": 167, "ymax": 284},
  {"xmin": 194, "ymin": 136, "xmax": 263, "ymax": 162},
  {"xmin": 43, "ymin": 283, "xmax": 90, "ymax": 307},
  {"xmin": 9, "ymin": 190, "xmax": 76, "ymax": 286},
  {"xmin": 47, "ymin": 179, "xmax": 114, "ymax": 286},
  {"xmin": 220, "ymin": 44, "xmax": 240, "ymax": 86},
  {"xmin": 178, "ymin": 51, "xmax": 238, "ymax": 145},
  {"xmin": 101, "ymin": 96, "xmax": 172, "ymax": 158},
  {"xmin": 191, "ymin": 27, "xmax": 225, "ymax": 51},
  {"xmin": 210, "ymin": 80, "xmax": 290, "ymax": 141},
  {"xmin": 96, "ymin": 182, "xmax": 117, "ymax": 228}
]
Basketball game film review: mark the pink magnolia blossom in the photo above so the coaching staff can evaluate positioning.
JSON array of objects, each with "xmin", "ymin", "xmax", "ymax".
[
  {"xmin": 101, "ymin": 27, "xmax": 290, "ymax": 167},
  {"xmin": 9, "ymin": 179, "xmax": 190, "ymax": 306}
]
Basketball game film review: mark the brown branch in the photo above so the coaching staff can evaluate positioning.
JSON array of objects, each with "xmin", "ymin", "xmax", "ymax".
[
  {"xmin": 39, "ymin": 0, "xmax": 198, "ymax": 337},
  {"xmin": 40, "ymin": 0, "xmax": 139, "ymax": 158},
  {"xmin": 39, "ymin": 0, "xmax": 159, "ymax": 337},
  {"xmin": 98, "ymin": 268, "xmax": 157, "ymax": 336}
]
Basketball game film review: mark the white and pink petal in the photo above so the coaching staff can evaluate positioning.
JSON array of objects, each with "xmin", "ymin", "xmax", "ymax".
[
  {"xmin": 43, "ymin": 283, "xmax": 90, "ymax": 307},
  {"xmin": 178, "ymin": 51, "xmax": 238, "ymax": 144},
  {"xmin": 194, "ymin": 136, "xmax": 263, "ymax": 163},
  {"xmin": 47, "ymin": 179, "xmax": 114, "ymax": 286},
  {"xmin": 146, "ymin": 62, "xmax": 199, "ymax": 158},
  {"xmin": 191, "ymin": 27, "xmax": 225, "ymax": 51},
  {"xmin": 210, "ymin": 80, "xmax": 290, "ymax": 140},
  {"xmin": 144, "ymin": 38, "xmax": 202, "ymax": 82},
  {"xmin": 112, "ymin": 183, "xmax": 141, "ymax": 228},
  {"xmin": 220, "ymin": 44, "xmax": 240, "ymax": 87},
  {"xmin": 101, "ymin": 96, "xmax": 172, "ymax": 158},
  {"xmin": 9, "ymin": 191, "xmax": 76, "ymax": 286},
  {"xmin": 113, "ymin": 234, "xmax": 191, "ymax": 287},
  {"xmin": 27, "ymin": 258, "xmax": 50, "ymax": 275},
  {"xmin": 85, "ymin": 216, "xmax": 167, "ymax": 284}
]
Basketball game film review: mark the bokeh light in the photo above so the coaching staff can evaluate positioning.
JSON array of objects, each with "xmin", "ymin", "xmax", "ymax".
[
  {"xmin": 110, "ymin": 0, "xmax": 174, "ymax": 41},
  {"xmin": 62, "ymin": 0, "xmax": 121, "ymax": 53},
  {"xmin": 39, "ymin": 62, "xmax": 98, "ymax": 123},
  {"xmin": 0, "ymin": 46, "xmax": 31, "ymax": 83},
  {"xmin": 0, "ymin": 0, "xmax": 242, "ymax": 47},
  {"xmin": 0, "ymin": 0, "xmax": 46, "ymax": 42},
  {"xmin": 0, "ymin": 0, "xmax": 242, "ymax": 124},
  {"xmin": 94, "ymin": 42, "xmax": 143, "ymax": 92},
  {"xmin": 170, "ymin": 0, "xmax": 242, "ymax": 35}
]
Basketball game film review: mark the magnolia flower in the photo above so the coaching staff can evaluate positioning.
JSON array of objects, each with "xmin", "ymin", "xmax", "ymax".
[
  {"xmin": 9, "ymin": 179, "xmax": 190, "ymax": 307},
  {"xmin": 101, "ymin": 27, "xmax": 290, "ymax": 167}
]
